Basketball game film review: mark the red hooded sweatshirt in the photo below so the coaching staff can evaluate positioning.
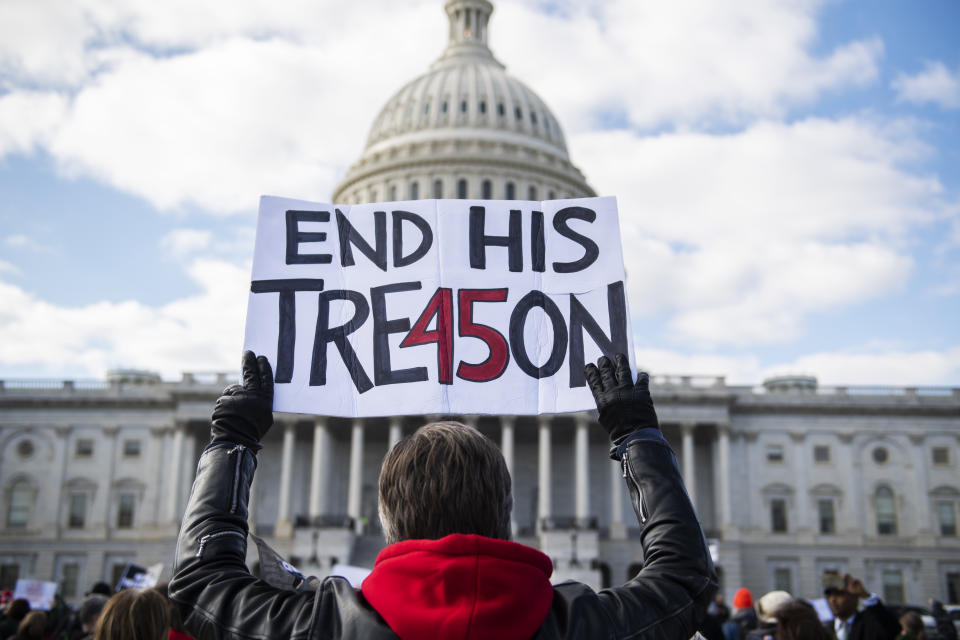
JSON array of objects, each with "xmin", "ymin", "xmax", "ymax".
[{"xmin": 361, "ymin": 534, "xmax": 555, "ymax": 640}]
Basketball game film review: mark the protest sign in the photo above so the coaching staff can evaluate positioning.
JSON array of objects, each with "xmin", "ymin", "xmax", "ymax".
[
  {"xmin": 13, "ymin": 580, "xmax": 57, "ymax": 610},
  {"xmin": 243, "ymin": 196, "xmax": 634, "ymax": 416},
  {"xmin": 115, "ymin": 563, "xmax": 162, "ymax": 590}
]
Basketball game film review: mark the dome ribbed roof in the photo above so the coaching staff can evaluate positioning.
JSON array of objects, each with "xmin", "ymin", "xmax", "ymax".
[{"xmin": 363, "ymin": 0, "xmax": 568, "ymax": 156}]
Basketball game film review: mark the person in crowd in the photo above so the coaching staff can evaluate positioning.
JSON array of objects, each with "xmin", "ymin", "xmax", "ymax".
[
  {"xmin": 169, "ymin": 351, "xmax": 717, "ymax": 639},
  {"xmin": 150, "ymin": 584, "xmax": 193, "ymax": 640},
  {"xmin": 746, "ymin": 590, "xmax": 793, "ymax": 640},
  {"xmin": 823, "ymin": 573, "xmax": 898, "ymax": 640},
  {"xmin": 87, "ymin": 584, "xmax": 113, "ymax": 598},
  {"xmin": 94, "ymin": 589, "xmax": 169, "ymax": 640},
  {"xmin": 70, "ymin": 594, "xmax": 108, "ymax": 640},
  {"xmin": 895, "ymin": 611, "xmax": 925, "ymax": 640},
  {"xmin": 773, "ymin": 600, "xmax": 830, "ymax": 640},
  {"xmin": 0, "ymin": 599, "xmax": 30, "ymax": 640},
  {"xmin": 929, "ymin": 600, "xmax": 958, "ymax": 640},
  {"xmin": 10, "ymin": 611, "xmax": 46, "ymax": 640},
  {"xmin": 724, "ymin": 588, "xmax": 758, "ymax": 640},
  {"xmin": 702, "ymin": 593, "xmax": 731, "ymax": 638}
]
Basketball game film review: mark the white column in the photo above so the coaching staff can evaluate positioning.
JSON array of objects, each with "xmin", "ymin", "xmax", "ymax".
[
  {"xmin": 682, "ymin": 423, "xmax": 697, "ymax": 511},
  {"xmin": 275, "ymin": 422, "xmax": 296, "ymax": 536},
  {"xmin": 610, "ymin": 459, "xmax": 626, "ymax": 538},
  {"xmin": 309, "ymin": 418, "xmax": 330, "ymax": 519},
  {"xmin": 574, "ymin": 415, "xmax": 590, "ymax": 523},
  {"xmin": 718, "ymin": 425, "xmax": 732, "ymax": 530},
  {"xmin": 165, "ymin": 422, "xmax": 185, "ymax": 524},
  {"xmin": 537, "ymin": 416, "xmax": 552, "ymax": 531},
  {"xmin": 388, "ymin": 417, "xmax": 403, "ymax": 450},
  {"xmin": 500, "ymin": 417, "xmax": 516, "ymax": 536},
  {"xmin": 347, "ymin": 419, "xmax": 365, "ymax": 534}
]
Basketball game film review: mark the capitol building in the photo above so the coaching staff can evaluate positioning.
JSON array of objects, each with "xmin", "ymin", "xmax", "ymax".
[{"xmin": 2, "ymin": 0, "xmax": 960, "ymax": 609}]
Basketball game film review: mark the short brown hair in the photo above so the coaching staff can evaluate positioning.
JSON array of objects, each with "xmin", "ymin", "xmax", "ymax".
[
  {"xmin": 94, "ymin": 588, "xmax": 170, "ymax": 640},
  {"xmin": 774, "ymin": 601, "xmax": 830, "ymax": 640},
  {"xmin": 378, "ymin": 421, "xmax": 512, "ymax": 544},
  {"xmin": 16, "ymin": 611, "xmax": 46, "ymax": 639}
]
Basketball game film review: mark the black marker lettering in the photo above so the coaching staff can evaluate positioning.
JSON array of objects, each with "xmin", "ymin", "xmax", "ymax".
[
  {"xmin": 337, "ymin": 209, "xmax": 387, "ymax": 271},
  {"xmin": 286, "ymin": 210, "xmax": 332, "ymax": 265},
  {"xmin": 552, "ymin": 206, "xmax": 599, "ymax": 273},
  {"xmin": 469, "ymin": 206, "xmax": 523, "ymax": 272},
  {"xmin": 371, "ymin": 281, "xmax": 427, "ymax": 385},
  {"xmin": 311, "ymin": 289, "xmax": 373, "ymax": 393},
  {"xmin": 250, "ymin": 279, "xmax": 325, "ymax": 383},
  {"xmin": 568, "ymin": 281, "xmax": 628, "ymax": 387},
  {"xmin": 392, "ymin": 210, "xmax": 433, "ymax": 267},
  {"xmin": 509, "ymin": 290, "xmax": 568, "ymax": 378}
]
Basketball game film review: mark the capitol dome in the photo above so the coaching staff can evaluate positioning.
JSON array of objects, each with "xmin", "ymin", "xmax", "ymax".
[{"xmin": 331, "ymin": 0, "xmax": 595, "ymax": 203}]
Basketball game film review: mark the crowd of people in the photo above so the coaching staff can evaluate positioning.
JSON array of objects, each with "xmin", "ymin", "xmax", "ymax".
[
  {"xmin": 0, "ymin": 584, "xmax": 192, "ymax": 640},
  {"xmin": 699, "ymin": 576, "xmax": 959, "ymax": 640}
]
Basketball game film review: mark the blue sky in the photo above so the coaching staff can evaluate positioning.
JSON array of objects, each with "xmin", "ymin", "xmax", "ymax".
[{"xmin": 0, "ymin": 0, "xmax": 957, "ymax": 385}]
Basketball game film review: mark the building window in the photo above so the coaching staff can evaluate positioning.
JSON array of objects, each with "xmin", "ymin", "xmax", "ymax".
[
  {"xmin": 389, "ymin": 185, "xmax": 397, "ymax": 201},
  {"xmin": 515, "ymin": 106, "xmax": 523, "ymax": 120},
  {"xmin": 457, "ymin": 179, "xmax": 468, "ymax": 199},
  {"xmin": 875, "ymin": 486, "xmax": 897, "ymax": 535},
  {"xmin": 69, "ymin": 493, "xmax": 86, "ymax": 529},
  {"xmin": 424, "ymin": 101, "xmax": 430, "ymax": 115},
  {"xmin": 933, "ymin": 447, "xmax": 950, "ymax": 465},
  {"xmin": 6, "ymin": 483, "xmax": 31, "ymax": 528},
  {"xmin": 460, "ymin": 99, "xmax": 467, "ymax": 113},
  {"xmin": 117, "ymin": 494, "xmax": 135, "ymax": 529},
  {"xmin": 773, "ymin": 567, "xmax": 792, "ymax": 593},
  {"xmin": 441, "ymin": 101, "xmax": 448, "ymax": 113},
  {"xmin": 814, "ymin": 445, "xmax": 830, "ymax": 463},
  {"xmin": 766, "ymin": 445, "xmax": 784, "ymax": 463},
  {"xmin": 530, "ymin": 111, "xmax": 538, "ymax": 125},
  {"xmin": 548, "ymin": 190, "xmax": 555, "ymax": 200},
  {"xmin": 882, "ymin": 569, "xmax": 904, "ymax": 604},
  {"xmin": 497, "ymin": 102, "xmax": 505, "ymax": 116},
  {"xmin": 947, "ymin": 571, "xmax": 960, "ymax": 604},
  {"xmin": 479, "ymin": 100, "xmax": 486, "ymax": 114},
  {"xmin": 482, "ymin": 180, "xmax": 492, "ymax": 199},
  {"xmin": 410, "ymin": 182, "xmax": 419, "ymax": 200},
  {"xmin": 0, "ymin": 564, "xmax": 19, "ymax": 590},
  {"xmin": 873, "ymin": 447, "xmax": 889, "ymax": 464},
  {"xmin": 818, "ymin": 499, "xmax": 836, "ymax": 534},
  {"xmin": 938, "ymin": 502, "xmax": 957, "ymax": 537},
  {"xmin": 16, "ymin": 440, "xmax": 34, "ymax": 458},
  {"xmin": 76, "ymin": 439, "xmax": 94, "ymax": 458},
  {"xmin": 544, "ymin": 117, "xmax": 550, "ymax": 132},
  {"xmin": 771, "ymin": 499, "xmax": 788, "ymax": 533},
  {"xmin": 60, "ymin": 562, "xmax": 80, "ymax": 599},
  {"xmin": 122, "ymin": 440, "xmax": 141, "ymax": 458},
  {"xmin": 505, "ymin": 182, "xmax": 515, "ymax": 200},
  {"xmin": 433, "ymin": 180, "xmax": 443, "ymax": 199},
  {"xmin": 528, "ymin": 185, "xmax": 537, "ymax": 201}
]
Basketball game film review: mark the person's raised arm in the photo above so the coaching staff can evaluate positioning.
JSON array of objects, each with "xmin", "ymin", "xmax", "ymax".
[
  {"xmin": 169, "ymin": 352, "xmax": 318, "ymax": 640},
  {"xmin": 581, "ymin": 354, "xmax": 717, "ymax": 639}
]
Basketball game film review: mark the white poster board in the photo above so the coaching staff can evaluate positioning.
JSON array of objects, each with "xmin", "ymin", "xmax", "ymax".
[
  {"xmin": 244, "ymin": 196, "xmax": 634, "ymax": 416},
  {"xmin": 13, "ymin": 580, "xmax": 57, "ymax": 610}
]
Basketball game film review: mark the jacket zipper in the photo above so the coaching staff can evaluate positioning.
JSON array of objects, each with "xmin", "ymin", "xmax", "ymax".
[
  {"xmin": 196, "ymin": 530, "xmax": 244, "ymax": 557},
  {"xmin": 227, "ymin": 444, "xmax": 247, "ymax": 514},
  {"xmin": 621, "ymin": 450, "xmax": 648, "ymax": 523}
]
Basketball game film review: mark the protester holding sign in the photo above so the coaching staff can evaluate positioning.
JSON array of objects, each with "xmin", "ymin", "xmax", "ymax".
[{"xmin": 169, "ymin": 350, "xmax": 717, "ymax": 639}]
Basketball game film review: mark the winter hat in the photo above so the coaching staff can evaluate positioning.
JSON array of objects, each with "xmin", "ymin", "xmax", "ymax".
[
  {"xmin": 756, "ymin": 590, "xmax": 793, "ymax": 623},
  {"xmin": 732, "ymin": 587, "xmax": 753, "ymax": 610}
]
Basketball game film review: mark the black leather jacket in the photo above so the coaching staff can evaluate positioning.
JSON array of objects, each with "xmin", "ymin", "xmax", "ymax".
[{"xmin": 170, "ymin": 434, "xmax": 717, "ymax": 639}]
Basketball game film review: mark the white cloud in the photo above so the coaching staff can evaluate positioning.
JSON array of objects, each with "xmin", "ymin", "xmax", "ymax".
[
  {"xmin": 762, "ymin": 347, "xmax": 960, "ymax": 387},
  {"xmin": 570, "ymin": 117, "xmax": 943, "ymax": 345},
  {"xmin": 0, "ymin": 259, "xmax": 19, "ymax": 275},
  {"xmin": 161, "ymin": 229, "xmax": 213, "ymax": 257},
  {"xmin": 0, "ymin": 259, "xmax": 249, "ymax": 378},
  {"xmin": 892, "ymin": 61, "xmax": 960, "ymax": 110},
  {"xmin": 0, "ymin": 91, "xmax": 69, "ymax": 156},
  {"xmin": 495, "ymin": 0, "xmax": 882, "ymax": 132}
]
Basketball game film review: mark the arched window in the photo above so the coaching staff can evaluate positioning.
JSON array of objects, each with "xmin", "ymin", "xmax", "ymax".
[
  {"xmin": 6, "ymin": 481, "xmax": 32, "ymax": 528},
  {"xmin": 875, "ymin": 486, "xmax": 897, "ymax": 535},
  {"xmin": 433, "ymin": 180, "xmax": 443, "ymax": 199},
  {"xmin": 410, "ymin": 182, "xmax": 419, "ymax": 200},
  {"xmin": 482, "ymin": 180, "xmax": 492, "ymax": 199},
  {"xmin": 505, "ymin": 182, "xmax": 515, "ymax": 200},
  {"xmin": 457, "ymin": 179, "xmax": 467, "ymax": 199},
  {"xmin": 528, "ymin": 185, "xmax": 537, "ymax": 201}
]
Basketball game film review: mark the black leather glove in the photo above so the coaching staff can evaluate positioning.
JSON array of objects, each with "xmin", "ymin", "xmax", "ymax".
[
  {"xmin": 210, "ymin": 351, "xmax": 274, "ymax": 450},
  {"xmin": 584, "ymin": 354, "xmax": 659, "ymax": 448}
]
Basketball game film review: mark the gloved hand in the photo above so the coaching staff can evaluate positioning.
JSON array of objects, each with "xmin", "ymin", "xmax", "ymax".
[
  {"xmin": 210, "ymin": 351, "xmax": 275, "ymax": 450},
  {"xmin": 584, "ymin": 354, "xmax": 659, "ymax": 447}
]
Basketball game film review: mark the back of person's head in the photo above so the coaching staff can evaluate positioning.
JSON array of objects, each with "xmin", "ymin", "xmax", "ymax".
[
  {"xmin": 94, "ymin": 588, "xmax": 170, "ymax": 640},
  {"xmin": 378, "ymin": 421, "xmax": 512, "ymax": 545},
  {"xmin": 16, "ymin": 611, "xmax": 47, "ymax": 640},
  {"xmin": 774, "ymin": 600, "xmax": 829, "ymax": 640},
  {"xmin": 900, "ymin": 611, "xmax": 925, "ymax": 639},
  {"xmin": 149, "ymin": 583, "xmax": 186, "ymax": 634},
  {"xmin": 6, "ymin": 598, "xmax": 30, "ymax": 621},
  {"xmin": 88, "ymin": 582, "xmax": 113, "ymax": 597},
  {"xmin": 78, "ymin": 594, "xmax": 110, "ymax": 632}
]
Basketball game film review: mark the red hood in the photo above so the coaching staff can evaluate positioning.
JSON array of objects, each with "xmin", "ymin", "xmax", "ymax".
[{"xmin": 361, "ymin": 534, "xmax": 554, "ymax": 640}]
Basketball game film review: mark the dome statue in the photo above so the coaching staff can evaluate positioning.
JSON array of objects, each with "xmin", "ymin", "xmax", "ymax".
[{"xmin": 331, "ymin": 0, "xmax": 595, "ymax": 204}]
